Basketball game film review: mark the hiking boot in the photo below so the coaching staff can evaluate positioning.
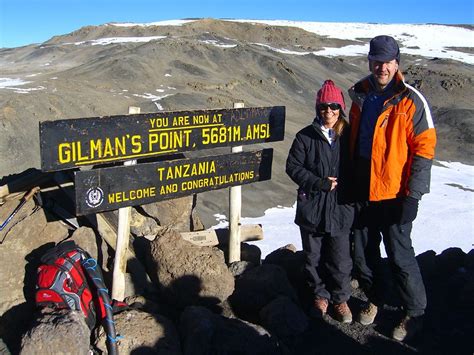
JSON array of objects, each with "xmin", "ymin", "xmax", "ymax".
[
  {"xmin": 333, "ymin": 302, "xmax": 353, "ymax": 323},
  {"xmin": 392, "ymin": 315, "xmax": 423, "ymax": 341},
  {"xmin": 311, "ymin": 297, "xmax": 328, "ymax": 318},
  {"xmin": 358, "ymin": 302, "xmax": 378, "ymax": 325}
]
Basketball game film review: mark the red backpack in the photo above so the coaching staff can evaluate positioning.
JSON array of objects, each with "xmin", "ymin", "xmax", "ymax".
[
  {"xmin": 35, "ymin": 241, "xmax": 121, "ymax": 355},
  {"xmin": 35, "ymin": 241, "xmax": 97, "ymax": 329}
]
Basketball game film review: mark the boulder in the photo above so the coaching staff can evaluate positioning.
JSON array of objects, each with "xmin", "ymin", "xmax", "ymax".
[
  {"xmin": 147, "ymin": 229, "xmax": 234, "ymax": 308},
  {"xmin": 0, "ymin": 206, "xmax": 68, "ymax": 351},
  {"xmin": 229, "ymin": 264, "xmax": 298, "ymax": 322},
  {"xmin": 436, "ymin": 247, "xmax": 467, "ymax": 275},
  {"xmin": 416, "ymin": 249, "xmax": 437, "ymax": 282},
  {"xmin": 179, "ymin": 306, "xmax": 280, "ymax": 355},
  {"xmin": 0, "ymin": 338, "xmax": 11, "ymax": 355},
  {"xmin": 95, "ymin": 309, "xmax": 181, "ymax": 354},
  {"xmin": 20, "ymin": 308, "xmax": 90, "ymax": 355},
  {"xmin": 228, "ymin": 260, "xmax": 256, "ymax": 277},
  {"xmin": 141, "ymin": 195, "xmax": 202, "ymax": 232},
  {"xmin": 259, "ymin": 296, "xmax": 309, "ymax": 342},
  {"xmin": 264, "ymin": 244, "xmax": 306, "ymax": 288},
  {"xmin": 130, "ymin": 207, "xmax": 161, "ymax": 239},
  {"xmin": 70, "ymin": 226, "xmax": 110, "ymax": 271}
]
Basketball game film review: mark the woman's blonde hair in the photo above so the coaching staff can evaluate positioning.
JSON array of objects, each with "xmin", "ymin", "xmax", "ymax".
[{"xmin": 333, "ymin": 116, "xmax": 348, "ymax": 136}]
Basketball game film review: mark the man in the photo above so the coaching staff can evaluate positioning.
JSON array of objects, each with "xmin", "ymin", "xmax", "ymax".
[{"xmin": 348, "ymin": 35, "xmax": 436, "ymax": 341}]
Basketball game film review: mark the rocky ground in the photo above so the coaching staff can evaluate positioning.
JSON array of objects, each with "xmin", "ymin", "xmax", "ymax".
[{"xmin": 0, "ymin": 183, "xmax": 472, "ymax": 354}]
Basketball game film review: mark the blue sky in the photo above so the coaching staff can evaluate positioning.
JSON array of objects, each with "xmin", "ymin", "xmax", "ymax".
[{"xmin": 1, "ymin": 0, "xmax": 473, "ymax": 48}]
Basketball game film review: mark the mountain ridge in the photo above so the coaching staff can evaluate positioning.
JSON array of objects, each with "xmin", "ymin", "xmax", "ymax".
[{"xmin": 1, "ymin": 19, "xmax": 473, "ymax": 226}]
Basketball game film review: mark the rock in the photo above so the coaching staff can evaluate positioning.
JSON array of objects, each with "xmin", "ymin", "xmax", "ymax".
[
  {"xmin": 436, "ymin": 247, "xmax": 467, "ymax": 275},
  {"xmin": 416, "ymin": 249, "xmax": 437, "ymax": 282},
  {"xmin": 0, "ymin": 338, "xmax": 11, "ymax": 355},
  {"xmin": 228, "ymin": 260, "xmax": 256, "ymax": 277},
  {"xmin": 20, "ymin": 308, "xmax": 90, "ymax": 355},
  {"xmin": 241, "ymin": 243, "xmax": 262, "ymax": 265},
  {"xmin": 229, "ymin": 264, "xmax": 298, "ymax": 322},
  {"xmin": 95, "ymin": 308, "xmax": 181, "ymax": 354},
  {"xmin": 465, "ymin": 249, "xmax": 474, "ymax": 271},
  {"xmin": 218, "ymin": 242, "xmax": 262, "ymax": 264},
  {"xmin": 179, "ymin": 306, "xmax": 280, "ymax": 355},
  {"xmin": 141, "ymin": 195, "xmax": 200, "ymax": 232},
  {"xmin": 70, "ymin": 226, "xmax": 110, "ymax": 271},
  {"xmin": 0, "ymin": 206, "xmax": 68, "ymax": 351},
  {"xmin": 263, "ymin": 245, "xmax": 306, "ymax": 288},
  {"xmin": 130, "ymin": 207, "xmax": 161, "ymax": 239},
  {"xmin": 146, "ymin": 229, "xmax": 234, "ymax": 308},
  {"xmin": 259, "ymin": 296, "xmax": 309, "ymax": 342}
]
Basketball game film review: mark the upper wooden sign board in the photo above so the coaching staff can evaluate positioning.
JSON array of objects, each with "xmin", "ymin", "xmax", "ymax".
[{"xmin": 40, "ymin": 106, "xmax": 285, "ymax": 172}]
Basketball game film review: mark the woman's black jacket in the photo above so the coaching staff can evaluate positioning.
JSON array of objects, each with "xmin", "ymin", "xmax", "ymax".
[{"xmin": 286, "ymin": 119, "xmax": 354, "ymax": 235}]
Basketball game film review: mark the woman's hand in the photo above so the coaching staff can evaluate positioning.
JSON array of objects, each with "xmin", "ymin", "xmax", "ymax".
[{"xmin": 328, "ymin": 177, "xmax": 338, "ymax": 191}]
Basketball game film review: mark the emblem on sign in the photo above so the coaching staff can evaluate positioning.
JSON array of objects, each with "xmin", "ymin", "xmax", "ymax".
[{"xmin": 85, "ymin": 187, "xmax": 104, "ymax": 208}]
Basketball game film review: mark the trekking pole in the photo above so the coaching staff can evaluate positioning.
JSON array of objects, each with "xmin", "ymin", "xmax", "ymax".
[{"xmin": 0, "ymin": 186, "xmax": 40, "ymax": 232}]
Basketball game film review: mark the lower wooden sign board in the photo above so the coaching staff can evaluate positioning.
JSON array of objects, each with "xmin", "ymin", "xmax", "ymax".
[{"xmin": 75, "ymin": 149, "xmax": 273, "ymax": 215}]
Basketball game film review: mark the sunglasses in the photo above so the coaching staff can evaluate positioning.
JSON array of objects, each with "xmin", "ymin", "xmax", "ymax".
[{"xmin": 319, "ymin": 103, "xmax": 341, "ymax": 110}]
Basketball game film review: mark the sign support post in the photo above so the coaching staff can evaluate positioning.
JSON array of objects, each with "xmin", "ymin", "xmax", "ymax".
[
  {"xmin": 112, "ymin": 106, "xmax": 140, "ymax": 301},
  {"xmin": 228, "ymin": 102, "xmax": 244, "ymax": 263}
]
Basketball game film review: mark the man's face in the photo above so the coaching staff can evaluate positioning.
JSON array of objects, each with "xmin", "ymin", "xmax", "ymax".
[{"xmin": 369, "ymin": 59, "xmax": 399, "ymax": 90}]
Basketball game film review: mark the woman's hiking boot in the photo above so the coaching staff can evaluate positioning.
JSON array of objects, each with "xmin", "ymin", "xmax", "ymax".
[
  {"xmin": 311, "ymin": 297, "xmax": 328, "ymax": 318},
  {"xmin": 333, "ymin": 302, "xmax": 353, "ymax": 323}
]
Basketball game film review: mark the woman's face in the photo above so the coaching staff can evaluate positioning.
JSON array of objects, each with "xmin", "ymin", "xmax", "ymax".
[{"xmin": 319, "ymin": 103, "xmax": 340, "ymax": 126}]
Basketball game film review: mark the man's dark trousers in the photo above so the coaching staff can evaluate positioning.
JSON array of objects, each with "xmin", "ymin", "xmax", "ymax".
[{"xmin": 352, "ymin": 199, "xmax": 427, "ymax": 316}]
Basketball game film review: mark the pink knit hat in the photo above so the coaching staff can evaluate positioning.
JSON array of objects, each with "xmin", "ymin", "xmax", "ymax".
[{"xmin": 315, "ymin": 80, "xmax": 346, "ymax": 111}]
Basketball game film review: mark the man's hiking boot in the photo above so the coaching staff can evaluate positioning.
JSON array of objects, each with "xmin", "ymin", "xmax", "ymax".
[
  {"xmin": 311, "ymin": 297, "xmax": 328, "ymax": 318},
  {"xmin": 358, "ymin": 302, "xmax": 378, "ymax": 325},
  {"xmin": 392, "ymin": 315, "xmax": 423, "ymax": 341},
  {"xmin": 333, "ymin": 302, "xmax": 353, "ymax": 323}
]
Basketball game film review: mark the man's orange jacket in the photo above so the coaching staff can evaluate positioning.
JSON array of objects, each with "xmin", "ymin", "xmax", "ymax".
[{"xmin": 348, "ymin": 72, "xmax": 437, "ymax": 201}]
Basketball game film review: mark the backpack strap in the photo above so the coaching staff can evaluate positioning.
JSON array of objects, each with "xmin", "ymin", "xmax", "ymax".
[
  {"xmin": 40, "ymin": 240, "xmax": 77, "ymax": 264},
  {"xmin": 81, "ymin": 253, "xmax": 120, "ymax": 355}
]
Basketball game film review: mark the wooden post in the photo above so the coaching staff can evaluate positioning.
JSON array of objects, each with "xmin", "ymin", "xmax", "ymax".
[
  {"xmin": 228, "ymin": 102, "xmax": 244, "ymax": 263},
  {"xmin": 112, "ymin": 106, "xmax": 140, "ymax": 301}
]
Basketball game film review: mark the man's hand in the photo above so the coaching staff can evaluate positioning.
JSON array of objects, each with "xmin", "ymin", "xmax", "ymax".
[{"xmin": 400, "ymin": 196, "xmax": 419, "ymax": 224}]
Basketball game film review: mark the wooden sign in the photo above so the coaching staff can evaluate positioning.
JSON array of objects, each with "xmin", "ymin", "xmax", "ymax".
[
  {"xmin": 74, "ymin": 149, "xmax": 273, "ymax": 215},
  {"xmin": 40, "ymin": 106, "xmax": 285, "ymax": 172}
]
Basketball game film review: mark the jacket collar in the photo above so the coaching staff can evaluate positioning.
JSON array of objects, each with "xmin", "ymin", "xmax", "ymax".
[{"xmin": 348, "ymin": 71, "xmax": 408, "ymax": 108}]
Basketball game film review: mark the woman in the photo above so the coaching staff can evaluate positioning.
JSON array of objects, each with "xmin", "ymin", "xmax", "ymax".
[{"xmin": 286, "ymin": 80, "xmax": 354, "ymax": 323}]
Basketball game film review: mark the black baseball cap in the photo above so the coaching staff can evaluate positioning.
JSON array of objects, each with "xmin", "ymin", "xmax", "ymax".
[{"xmin": 368, "ymin": 35, "xmax": 400, "ymax": 63}]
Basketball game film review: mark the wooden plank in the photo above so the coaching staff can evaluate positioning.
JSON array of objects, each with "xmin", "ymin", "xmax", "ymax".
[
  {"xmin": 39, "ymin": 106, "xmax": 285, "ymax": 171},
  {"xmin": 229, "ymin": 102, "xmax": 245, "ymax": 263},
  {"xmin": 112, "ymin": 106, "xmax": 140, "ymax": 301},
  {"xmin": 52, "ymin": 171, "xmax": 134, "ymax": 255},
  {"xmin": 217, "ymin": 224, "xmax": 264, "ymax": 245},
  {"xmin": 180, "ymin": 224, "xmax": 264, "ymax": 247},
  {"xmin": 74, "ymin": 149, "xmax": 273, "ymax": 215}
]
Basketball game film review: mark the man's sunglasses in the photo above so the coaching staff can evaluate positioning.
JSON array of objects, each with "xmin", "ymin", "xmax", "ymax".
[{"xmin": 319, "ymin": 103, "xmax": 341, "ymax": 110}]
